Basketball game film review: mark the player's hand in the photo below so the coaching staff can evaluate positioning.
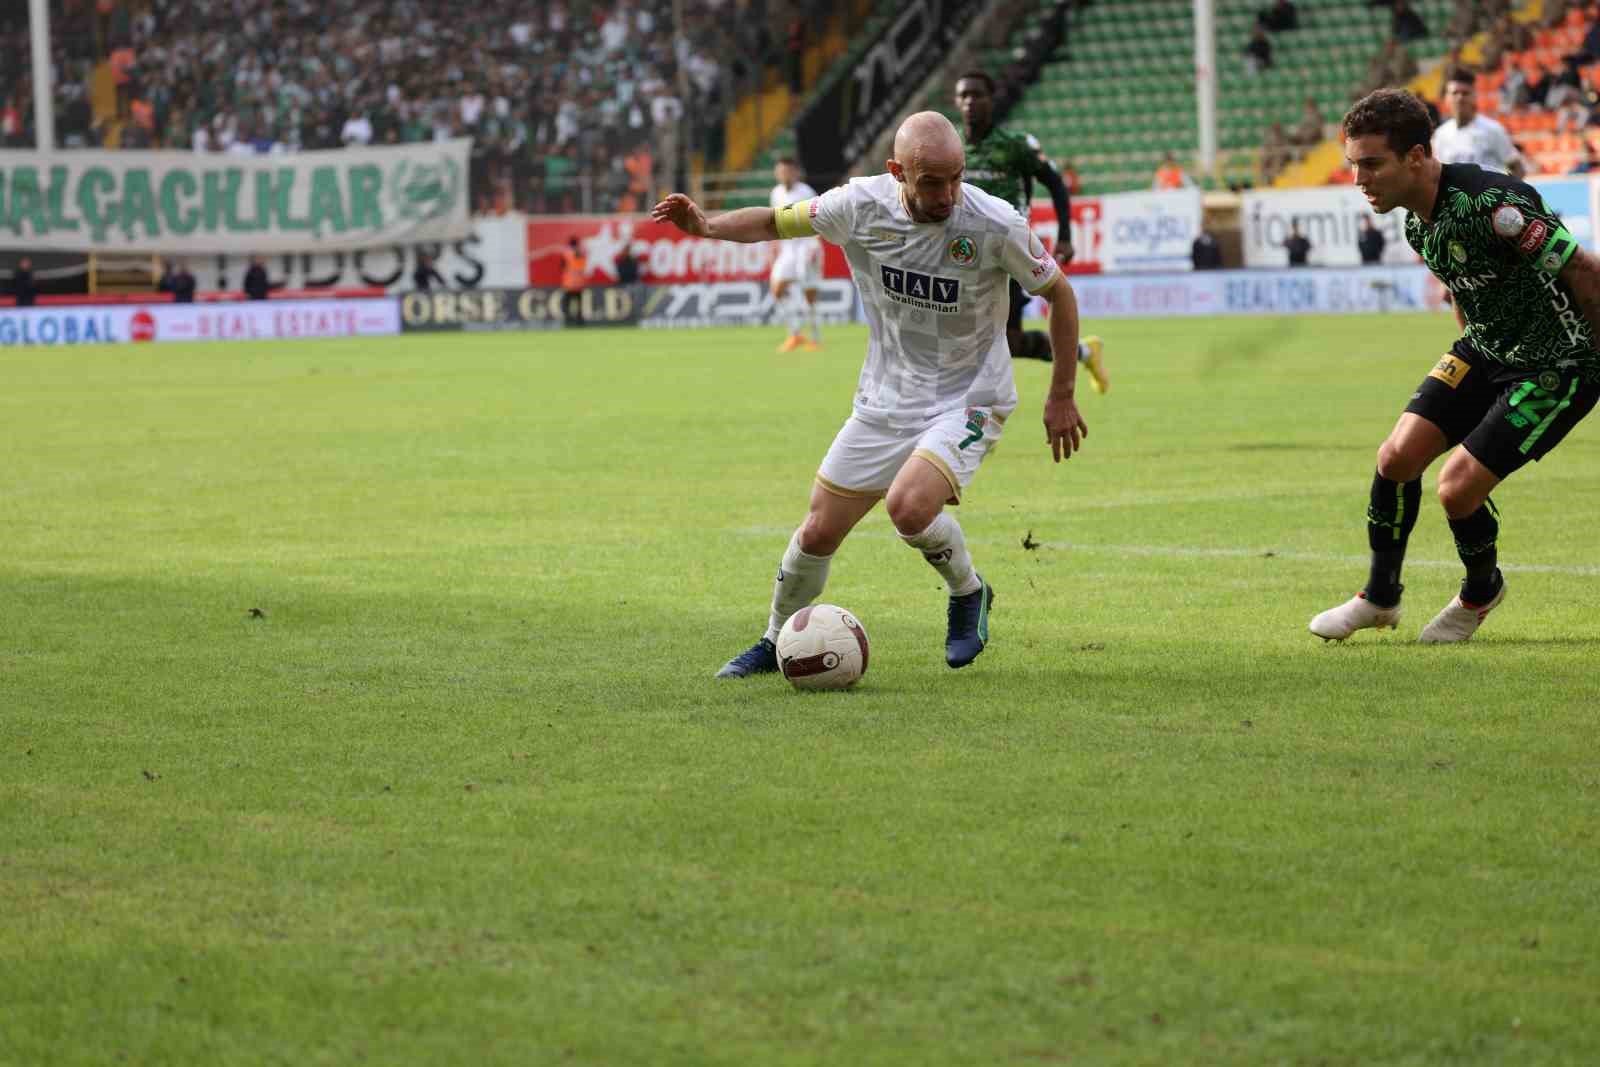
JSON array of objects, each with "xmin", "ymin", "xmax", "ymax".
[
  {"xmin": 651, "ymin": 193, "xmax": 709, "ymax": 237},
  {"xmin": 1043, "ymin": 393, "xmax": 1087, "ymax": 463},
  {"xmin": 1055, "ymin": 242, "xmax": 1075, "ymax": 266}
]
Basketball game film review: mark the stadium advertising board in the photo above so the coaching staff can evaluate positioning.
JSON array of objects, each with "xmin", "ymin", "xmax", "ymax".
[
  {"xmin": 188, "ymin": 215, "xmax": 528, "ymax": 294},
  {"xmin": 1020, "ymin": 265, "xmax": 1448, "ymax": 319},
  {"xmin": 0, "ymin": 298, "xmax": 399, "ymax": 346},
  {"xmin": 794, "ymin": 0, "xmax": 983, "ymax": 187},
  {"xmin": 1241, "ymin": 187, "xmax": 1413, "ymax": 268},
  {"xmin": 399, "ymin": 281, "xmax": 860, "ymax": 331},
  {"xmin": 1242, "ymin": 179, "xmax": 1595, "ymax": 269},
  {"xmin": 400, "ymin": 287, "xmax": 642, "ymax": 331},
  {"xmin": 1029, "ymin": 189, "xmax": 1203, "ymax": 275},
  {"xmin": 0, "ymin": 141, "xmax": 471, "ymax": 253},
  {"xmin": 531, "ymin": 191, "xmax": 1202, "ymax": 291}
]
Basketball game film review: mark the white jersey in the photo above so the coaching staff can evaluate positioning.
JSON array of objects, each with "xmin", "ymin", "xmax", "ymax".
[
  {"xmin": 797, "ymin": 172, "xmax": 1059, "ymax": 428},
  {"xmin": 1432, "ymin": 115, "xmax": 1520, "ymax": 174}
]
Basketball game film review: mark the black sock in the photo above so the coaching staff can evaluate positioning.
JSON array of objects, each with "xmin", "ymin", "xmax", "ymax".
[
  {"xmin": 1363, "ymin": 472, "xmax": 1421, "ymax": 608},
  {"xmin": 1448, "ymin": 500, "xmax": 1502, "ymax": 604},
  {"xmin": 1025, "ymin": 332, "xmax": 1054, "ymax": 361}
]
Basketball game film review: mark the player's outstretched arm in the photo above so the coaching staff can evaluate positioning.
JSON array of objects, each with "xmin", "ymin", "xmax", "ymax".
[
  {"xmin": 1037, "ymin": 274, "xmax": 1087, "ymax": 463},
  {"xmin": 1558, "ymin": 248, "xmax": 1600, "ymax": 345},
  {"xmin": 651, "ymin": 194, "xmax": 779, "ymax": 243}
]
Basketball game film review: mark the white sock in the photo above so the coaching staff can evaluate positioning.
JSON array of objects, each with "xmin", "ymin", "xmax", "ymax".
[
  {"xmin": 764, "ymin": 530, "xmax": 832, "ymax": 642},
  {"xmin": 902, "ymin": 513, "xmax": 980, "ymax": 595},
  {"xmin": 804, "ymin": 297, "xmax": 820, "ymax": 341},
  {"xmin": 786, "ymin": 293, "xmax": 804, "ymax": 336},
  {"xmin": 1076, "ymin": 340, "xmax": 1091, "ymax": 362}
]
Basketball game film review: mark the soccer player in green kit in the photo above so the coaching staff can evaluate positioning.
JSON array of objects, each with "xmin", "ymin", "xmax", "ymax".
[
  {"xmin": 1310, "ymin": 89, "xmax": 1600, "ymax": 643},
  {"xmin": 954, "ymin": 71, "xmax": 1109, "ymax": 393}
]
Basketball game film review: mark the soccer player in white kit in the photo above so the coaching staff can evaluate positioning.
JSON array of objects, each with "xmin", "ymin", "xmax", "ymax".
[
  {"xmin": 652, "ymin": 112, "xmax": 1089, "ymax": 677},
  {"xmin": 1432, "ymin": 69, "xmax": 1524, "ymax": 177},
  {"xmin": 769, "ymin": 157, "xmax": 824, "ymax": 352}
]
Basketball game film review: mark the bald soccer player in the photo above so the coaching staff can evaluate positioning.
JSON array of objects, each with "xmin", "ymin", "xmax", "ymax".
[{"xmin": 652, "ymin": 112, "xmax": 1090, "ymax": 677}]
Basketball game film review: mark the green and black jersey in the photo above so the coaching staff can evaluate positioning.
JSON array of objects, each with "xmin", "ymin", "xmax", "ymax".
[
  {"xmin": 1406, "ymin": 163, "xmax": 1597, "ymax": 381},
  {"xmin": 964, "ymin": 125, "xmax": 1049, "ymax": 215}
]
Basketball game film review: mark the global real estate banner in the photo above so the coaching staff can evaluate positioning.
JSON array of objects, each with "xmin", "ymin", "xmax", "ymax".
[{"xmin": 0, "ymin": 140, "xmax": 471, "ymax": 254}]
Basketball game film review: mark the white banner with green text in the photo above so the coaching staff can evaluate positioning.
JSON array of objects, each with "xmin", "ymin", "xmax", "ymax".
[{"xmin": 0, "ymin": 140, "xmax": 471, "ymax": 253}]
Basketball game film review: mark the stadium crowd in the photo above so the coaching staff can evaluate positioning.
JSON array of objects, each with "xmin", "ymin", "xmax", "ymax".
[
  {"xmin": 11, "ymin": 0, "xmax": 1600, "ymax": 208},
  {"xmin": 0, "ymin": 0, "xmax": 806, "ymax": 214}
]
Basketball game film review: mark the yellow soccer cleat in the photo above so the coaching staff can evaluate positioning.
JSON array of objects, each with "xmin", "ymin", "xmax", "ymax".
[
  {"xmin": 1081, "ymin": 335, "xmax": 1110, "ymax": 395},
  {"xmin": 801, "ymin": 338, "xmax": 823, "ymax": 351},
  {"xmin": 776, "ymin": 334, "xmax": 804, "ymax": 353}
]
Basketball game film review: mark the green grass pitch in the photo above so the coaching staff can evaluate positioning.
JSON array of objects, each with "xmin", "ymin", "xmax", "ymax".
[{"xmin": 4, "ymin": 315, "xmax": 1599, "ymax": 1065}]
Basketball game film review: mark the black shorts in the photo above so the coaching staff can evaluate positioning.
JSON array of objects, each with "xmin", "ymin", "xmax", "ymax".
[
  {"xmin": 1006, "ymin": 278, "xmax": 1028, "ymax": 332},
  {"xmin": 1404, "ymin": 340, "xmax": 1600, "ymax": 479}
]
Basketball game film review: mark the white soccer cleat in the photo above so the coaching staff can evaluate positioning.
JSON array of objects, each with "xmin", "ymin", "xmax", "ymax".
[
  {"xmin": 1418, "ymin": 583, "xmax": 1506, "ymax": 644},
  {"xmin": 1308, "ymin": 593, "xmax": 1402, "ymax": 641}
]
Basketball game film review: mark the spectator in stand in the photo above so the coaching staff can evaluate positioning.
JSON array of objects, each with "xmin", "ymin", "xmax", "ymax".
[
  {"xmin": 1290, "ymin": 97, "xmax": 1326, "ymax": 147},
  {"xmin": 1153, "ymin": 151, "xmax": 1195, "ymax": 189},
  {"xmin": 1483, "ymin": 15, "xmax": 1533, "ymax": 71},
  {"xmin": 1260, "ymin": 121, "xmax": 1292, "ymax": 184},
  {"xmin": 1433, "ymin": 69, "xmax": 1524, "ymax": 177},
  {"xmin": 1192, "ymin": 227, "xmax": 1224, "ymax": 270},
  {"xmin": 413, "ymin": 251, "xmax": 447, "ymax": 292},
  {"xmin": 1498, "ymin": 61, "xmax": 1530, "ymax": 113},
  {"xmin": 1362, "ymin": 39, "xmax": 1418, "ymax": 96},
  {"xmin": 243, "ymin": 257, "xmax": 270, "ymax": 301},
  {"xmin": 159, "ymin": 259, "xmax": 197, "ymax": 303},
  {"xmin": 1391, "ymin": 0, "xmax": 1428, "ymax": 43},
  {"xmin": 1357, "ymin": 216, "xmax": 1385, "ymax": 265},
  {"xmin": 1257, "ymin": 0, "xmax": 1298, "ymax": 32},
  {"xmin": 1283, "ymin": 222, "xmax": 1311, "ymax": 267},
  {"xmin": 1556, "ymin": 93, "xmax": 1590, "ymax": 134},
  {"xmin": 1544, "ymin": 60, "xmax": 1586, "ymax": 111},
  {"xmin": 1570, "ymin": 14, "xmax": 1600, "ymax": 66},
  {"xmin": 11, "ymin": 257, "xmax": 37, "ymax": 306},
  {"xmin": 1570, "ymin": 140, "xmax": 1600, "ymax": 173},
  {"xmin": 1244, "ymin": 25, "xmax": 1274, "ymax": 74}
]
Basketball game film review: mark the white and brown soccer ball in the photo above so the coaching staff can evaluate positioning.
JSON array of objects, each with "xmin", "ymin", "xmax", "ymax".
[{"xmin": 776, "ymin": 604, "xmax": 869, "ymax": 690}]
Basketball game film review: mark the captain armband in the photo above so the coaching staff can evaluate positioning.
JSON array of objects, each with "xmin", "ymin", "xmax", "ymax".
[
  {"xmin": 774, "ymin": 199, "xmax": 817, "ymax": 239},
  {"xmin": 1532, "ymin": 223, "xmax": 1579, "ymax": 276}
]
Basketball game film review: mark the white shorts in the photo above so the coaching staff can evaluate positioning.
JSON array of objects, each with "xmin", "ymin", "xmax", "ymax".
[
  {"xmin": 815, "ymin": 406, "xmax": 1008, "ymax": 505},
  {"xmin": 771, "ymin": 242, "xmax": 822, "ymax": 287}
]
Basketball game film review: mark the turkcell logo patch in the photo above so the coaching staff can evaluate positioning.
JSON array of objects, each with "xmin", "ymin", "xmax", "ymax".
[{"xmin": 881, "ymin": 266, "xmax": 960, "ymax": 312}]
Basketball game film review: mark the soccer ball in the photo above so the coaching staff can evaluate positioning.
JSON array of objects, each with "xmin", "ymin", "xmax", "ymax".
[{"xmin": 776, "ymin": 604, "xmax": 869, "ymax": 690}]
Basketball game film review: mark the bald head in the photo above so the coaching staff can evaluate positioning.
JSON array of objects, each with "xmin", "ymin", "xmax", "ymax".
[
  {"xmin": 888, "ymin": 111, "xmax": 965, "ymax": 223},
  {"xmin": 893, "ymin": 111, "xmax": 964, "ymax": 171}
]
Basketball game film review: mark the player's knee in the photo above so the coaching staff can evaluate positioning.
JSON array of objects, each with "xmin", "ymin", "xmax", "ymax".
[
  {"xmin": 1375, "ymin": 437, "xmax": 1428, "ymax": 482},
  {"xmin": 1435, "ymin": 471, "xmax": 1485, "ymax": 519},
  {"xmin": 884, "ymin": 486, "xmax": 939, "ymax": 536},
  {"xmin": 797, "ymin": 511, "xmax": 845, "ymax": 556}
]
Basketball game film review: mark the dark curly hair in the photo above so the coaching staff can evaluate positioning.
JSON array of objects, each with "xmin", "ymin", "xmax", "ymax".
[{"xmin": 1343, "ymin": 89, "xmax": 1435, "ymax": 158}]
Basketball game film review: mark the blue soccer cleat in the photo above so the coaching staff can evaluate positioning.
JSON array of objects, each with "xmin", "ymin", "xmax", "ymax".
[
  {"xmin": 946, "ymin": 578, "xmax": 995, "ymax": 668},
  {"xmin": 715, "ymin": 637, "xmax": 779, "ymax": 679}
]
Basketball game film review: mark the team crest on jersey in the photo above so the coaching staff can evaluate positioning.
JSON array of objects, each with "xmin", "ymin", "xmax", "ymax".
[
  {"xmin": 948, "ymin": 236, "xmax": 977, "ymax": 265},
  {"xmin": 1491, "ymin": 205, "xmax": 1525, "ymax": 238},
  {"xmin": 1541, "ymin": 250, "xmax": 1564, "ymax": 273},
  {"xmin": 1538, "ymin": 371, "xmax": 1562, "ymax": 391},
  {"xmin": 1449, "ymin": 241, "xmax": 1467, "ymax": 265}
]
